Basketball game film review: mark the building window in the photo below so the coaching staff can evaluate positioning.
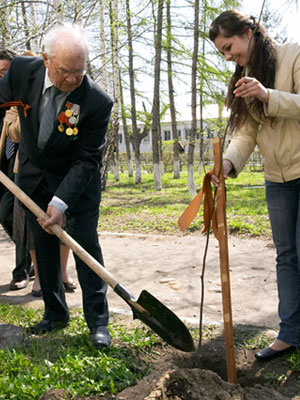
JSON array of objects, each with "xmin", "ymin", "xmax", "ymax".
[
  {"xmin": 143, "ymin": 134, "xmax": 150, "ymax": 143},
  {"xmin": 185, "ymin": 129, "xmax": 191, "ymax": 139},
  {"xmin": 119, "ymin": 134, "xmax": 123, "ymax": 144},
  {"xmin": 177, "ymin": 129, "xmax": 181, "ymax": 138},
  {"xmin": 164, "ymin": 130, "xmax": 171, "ymax": 140}
]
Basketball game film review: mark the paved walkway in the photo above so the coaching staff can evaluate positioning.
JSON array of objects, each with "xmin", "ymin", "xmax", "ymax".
[{"xmin": 0, "ymin": 228, "xmax": 279, "ymax": 329}]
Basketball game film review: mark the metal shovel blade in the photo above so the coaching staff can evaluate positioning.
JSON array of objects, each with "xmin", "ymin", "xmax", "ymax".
[
  {"xmin": 115, "ymin": 284, "xmax": 195, "ymax": 352},
  {"xmin": 134, "ymin": 290, "xmax": 195, "ymax": 352}
]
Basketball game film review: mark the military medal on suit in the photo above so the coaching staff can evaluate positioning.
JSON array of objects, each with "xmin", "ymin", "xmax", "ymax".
[{"xmin": 57, "ymin": 102, "xmax": 80, "ymax": 137}]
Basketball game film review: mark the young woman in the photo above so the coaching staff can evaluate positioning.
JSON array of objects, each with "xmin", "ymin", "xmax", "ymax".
[{"xmin": 209, "ymin": 10, "xmax": 300, "ymax": 361}]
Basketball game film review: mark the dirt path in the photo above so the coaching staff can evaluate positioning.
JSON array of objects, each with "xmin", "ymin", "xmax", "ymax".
[{"xmin": 0, "ymin": 228, "xmax": 279, "ymax": 330}]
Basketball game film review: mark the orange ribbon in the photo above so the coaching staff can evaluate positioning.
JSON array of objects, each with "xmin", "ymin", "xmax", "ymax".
[
  {"xmin": 0, "ymin": 101, "xmax": 31, "ymax": 117},
  {"xmin": 177, "ymin": 168, "xmax": 223, "ymax": 242}
]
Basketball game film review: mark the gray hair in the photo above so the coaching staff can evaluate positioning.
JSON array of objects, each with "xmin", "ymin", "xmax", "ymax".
[{"xmin": 43, "ymin": 22, "xmax": 89, "ymax": 58}]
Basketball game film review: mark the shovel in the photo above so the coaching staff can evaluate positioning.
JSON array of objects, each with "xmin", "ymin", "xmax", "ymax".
[{"xmin": 0, "ymin": 170, "xmax": 195, "ymax": 353}]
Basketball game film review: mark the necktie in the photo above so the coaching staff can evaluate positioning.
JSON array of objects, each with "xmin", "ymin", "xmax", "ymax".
[
  {"xmin": 38, "ymin": 86, "xmax": 60, "ymax": 149},
  {"xmin": 5, "ymin": 137, "xmax": 17, "ymax": 159}
]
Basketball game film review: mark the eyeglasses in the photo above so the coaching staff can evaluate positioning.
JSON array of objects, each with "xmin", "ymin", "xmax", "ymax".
[{"xmin": 50, "ymin": 58, "xmax": 86, "ymax": 79}]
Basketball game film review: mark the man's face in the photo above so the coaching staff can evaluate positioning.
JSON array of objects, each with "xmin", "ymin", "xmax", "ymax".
[
  {"xmin": 43, "ymin": 45, "xmax": 87, "ymax": 93},
  {"xmin": 0, "ymin": 59, "xmax": 11, "ymax": 79}
]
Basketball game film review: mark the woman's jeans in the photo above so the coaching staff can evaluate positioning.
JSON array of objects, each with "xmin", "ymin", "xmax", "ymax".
[{"xmin": 266, "ymin": 178, "xmax": 300, "ymax": 345}]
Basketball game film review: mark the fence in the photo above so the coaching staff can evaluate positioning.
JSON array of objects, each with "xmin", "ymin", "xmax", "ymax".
[{"xmin": 117, "ymin": 138, "xmax": 264, "ymax": 174}]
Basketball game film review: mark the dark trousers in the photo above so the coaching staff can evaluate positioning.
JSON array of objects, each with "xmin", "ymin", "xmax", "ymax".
[
  {"xmin": 0, "ymin": 154, "xmax": 31, "ymax": 280},
  {"xmin": 266, "ymin": 178, "xmax": 300, "ymax": 346},
  {"xmin": 26, "ymin": 187, "xmax": 109, "ymax": 329}
]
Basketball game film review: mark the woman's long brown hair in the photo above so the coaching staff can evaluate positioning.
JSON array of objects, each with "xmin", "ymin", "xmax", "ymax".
[{"xmin": 209, "ymin": 10, "xmax": 276, "ymax": 132}]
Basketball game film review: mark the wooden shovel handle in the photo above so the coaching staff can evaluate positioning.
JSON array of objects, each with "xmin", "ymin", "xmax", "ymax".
[
  {"xmin": 212, "ymin": 137, "xmax": 237, "ymax": 384},
  {"xmin": 0, "ymin": 170, "xmax": 120, "ymax": 290}
]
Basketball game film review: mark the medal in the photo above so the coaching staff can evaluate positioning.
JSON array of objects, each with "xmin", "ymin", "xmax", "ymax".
[
  {"xmin": 57, "ymin": 102, "xmax": 80, "ymax": 137},
  {"xmin": 68, "ymin": 116, "xmax": 76, "ymax": 125},
  {"xmin": 72, "ymin": 104, "xmax": 80, "ymax": 115},
  {"xmin": 65, "ymin": 109, "xmax": 73, "ymax": 118},
  {"xmin": 66, "ymin": 127, "xmax": 73, "ymax": 136},
  {"xmin": 58, "ymin": 111, "xmax": 67, "ymax": 123},
  {"xmin": 58, "ymin": 124, "xmax": 64, "ymax": 132}
]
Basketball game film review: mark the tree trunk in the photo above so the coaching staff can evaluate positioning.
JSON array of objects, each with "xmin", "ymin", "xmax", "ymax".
[
  {"xmin": 125, "ymin": 132, "xmax": 134, "ymax": 177},
  {"xmin": 21, "ymin": 2, "xmax": 31, "ymax": 50},
  {"xmin": 0, "ymin": 0, "xmax": 9, "ymax": 46},
  {"xmin": 198, "ymin": 6, "xmax": 207, "ymax": 176},
  {"xmin": 53, "ymin": 0, "xmax": 63, "ymax": 21},
  {"xmin": 132, "ymin": 139, "xmax": 142, "ymax": 183},
  {"xmin": 151, "ymin": 0, "xmax": 164, "ymax": 191},
  {"xmin": 199, "ymin": 88, "xmax": 203, "ymax": 176},
  {"xmin": 120, "ymin": 74, "xmax": 133, "ymax": 177},
  {"xmin": 166, "ymin": 0, "xmax": 180, "ymax": 179},
  {"xmin": 30, "ymin": 3, "xmax": 39, "ymax": 53},
  {"xmin": 74, "ymin": 0, "xmax": 83, "ymax": 23},
  {"xmin": 159, "ymin": 123, "xmax": 164, "ymax": 176},
  {"xmin": 112, "ymin": 146, "xmax": 120, "ymax": 181},
  {"xmin": 126, "ymin": 0, "xmax": 142, "ymax": 184},
  {"xmin": 99, "ymin": 0, "xmax": 108, "ymax": 92},
  {"xmin": 188, "ymin": 0, "xmax": 199, "ymax": 196},
  {"xmin": 111, "ymin": 0, "xmax": 120, "ymax": 182},
  {"xmin": 101, "ymin": 0, "xmax": 120, "ymax": 189}
]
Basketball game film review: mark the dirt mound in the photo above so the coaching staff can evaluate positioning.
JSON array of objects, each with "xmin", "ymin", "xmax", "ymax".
[
  {"xmin": 116, "ymin": 357, "xmax": 293, "ymax": 400},
  {"xmin": 115, "ymin": 324, "xmax": 300, "ymax": 400},
  {"xmin": 125, "ymin": 368, "xmax": 288, "ymax": 400}
]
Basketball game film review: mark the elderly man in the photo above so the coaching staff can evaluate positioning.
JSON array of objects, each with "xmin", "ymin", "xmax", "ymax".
[{"xmin": 0, "ymin": 23, "xmax": 113, "ymax": 348}]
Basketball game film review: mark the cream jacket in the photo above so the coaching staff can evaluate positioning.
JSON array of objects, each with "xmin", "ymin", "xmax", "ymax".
[
  {"xmin": 0, "ymin": 106, "xmax": 20, "ymax": 173},
  {"xmin": 224, "ymin": 42, "xmax": 300, "ymax": 182},
  {"xmin": 1, "ymin": 106, "xmax": 20, "ymax": 143}
]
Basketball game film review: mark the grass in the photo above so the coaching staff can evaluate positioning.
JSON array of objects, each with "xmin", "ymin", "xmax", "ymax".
[
  {"xmin": 0, "ymin": 304, "xmax": 159, "ymax": 399},
  {"xmin": 99, "ymin": 168, "xmax": 269, "ymax": 237}
]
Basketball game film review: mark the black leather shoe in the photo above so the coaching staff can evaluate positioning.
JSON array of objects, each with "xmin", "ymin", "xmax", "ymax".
[
  {"xmin": 90, "ymin": 326, "xmax": 111, "ymax": 348},
  {"xmin": 9, "ymin": 278, "xmax": 29, "ymax": 290},
  {"xmin": 255, "ymin": 346, "xmax": 296, "ymax": 361},
  {"xmin": 27, "ymin": 319, "xmax": 69, "ymax": 335},
  {"xmin": 63, "ymin": 281, "xmax": 77, "ymax": 292},
  {"xmin": 31, "ymin": 289, "xmax": 43, "ymax": 297}
]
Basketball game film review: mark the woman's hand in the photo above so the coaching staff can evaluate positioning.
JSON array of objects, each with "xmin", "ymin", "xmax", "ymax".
[
  {"xmin": 233, "ymin": 77, "xmax": 269, "ymax": 103},
  {"xmin": 211, "ymin": 159, "xmax": 233, "ymax": 187}
]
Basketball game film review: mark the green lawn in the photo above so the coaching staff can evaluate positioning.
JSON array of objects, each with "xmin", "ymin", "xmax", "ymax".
[
  {"xmin": 99, "ymin": 169, "xmax": 270, "ymax": 237},
  {"xmin": 0, "ymin": 305, "xmax": 158, "ymax": 400}
]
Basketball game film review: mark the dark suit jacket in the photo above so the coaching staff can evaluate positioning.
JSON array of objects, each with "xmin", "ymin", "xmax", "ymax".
[{"xmin": 0, "ymin": 56, "xmax": 113, "ymax": 212}]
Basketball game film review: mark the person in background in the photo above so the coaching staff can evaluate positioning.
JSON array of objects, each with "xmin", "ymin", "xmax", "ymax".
[
  {"xmin": 209, "ymin": 10, "xmax": 300, "ymax": 361},
  {"xmin": 0, "ymin": 23, "xmax": 113, "ymax": 348},
  {"xmin": 0, "ymin": 48, "xmax": 32, "ymax": 291},
  {"xmin": 5, "ymin": 51, "xmax": 76, "ymax": 298}
]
